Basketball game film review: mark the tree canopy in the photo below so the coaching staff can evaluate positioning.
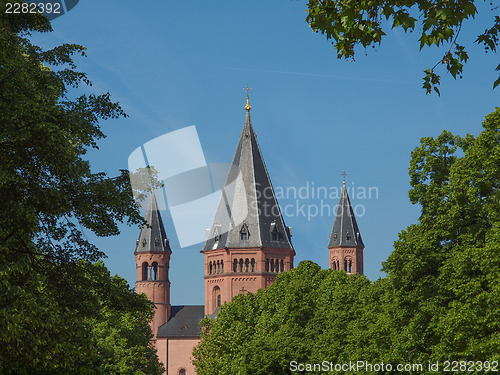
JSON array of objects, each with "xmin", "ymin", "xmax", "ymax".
[
  {"xmin": 382, "ymin": 107, "xmax": 500, "ymax": 365},
  {"xmin": 193, "ymin": 108, "xmax": 500, "ymax": 374},
  {"xmin": 0, "ymin": 2, "xmax": 163, "ymax": 373},
  {"xmin": 306, "ymin": 0, "xmax": 500, "ymax": 94},
  {"xmin": 193, "ymin": 261, "xmax": 388, "ymax": 375}
]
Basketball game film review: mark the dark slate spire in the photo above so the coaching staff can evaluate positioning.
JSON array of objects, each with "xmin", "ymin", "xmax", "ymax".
[
  {"xmin": 203, "ymin": 98, "xmax": 292, "ymax": 251},
  {"xmin": 328, "ymin": 182, "xmax": 364, "ymax": 248},
  {"xmin": 135, "ymin": 190, "xmax": 171, "ymax": 252}
]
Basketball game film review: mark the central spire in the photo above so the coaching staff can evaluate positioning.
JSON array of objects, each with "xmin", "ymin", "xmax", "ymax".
[{"xmin": 202, "ymin": 99, "xmax": 292, "ymax": 251}]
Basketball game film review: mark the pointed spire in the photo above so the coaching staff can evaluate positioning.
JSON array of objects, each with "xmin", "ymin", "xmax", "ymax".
[
  {"xmin": 203, "ymin": 103, "xmax": 292, "ymax": 251},
  {"xmin": 328, "ymin": 183, "xmax": 364, "ymax": 248},
  {"xmin": 135, "ymin": 190, "xmax": 171, "ymax": 252}
]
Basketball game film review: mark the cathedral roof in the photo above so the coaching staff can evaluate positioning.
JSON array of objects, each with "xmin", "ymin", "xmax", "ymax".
[
  {"xmin": 202, "ymin": 101, "xmax": 293, "ymax": 251},
  {"xmin": 328, "ymin": 182, "xmax": 364, "ymax": 248},
  {"xmin": 135, "ymin": 190, "xmax": 171, "ymax": 253},
  {"xmin": 156, "ymin": 305, "xmax": 205, "ymax": 338}
]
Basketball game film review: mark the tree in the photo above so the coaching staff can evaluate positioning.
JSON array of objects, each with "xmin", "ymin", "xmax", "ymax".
[
  {"xmin": 0, "ymin": 2, "xmax": 163, "ymax": 373},
  {"xmin": 192, "ymin": 261, "xmax": 388, "ymax": 375},
  {"xmin": 0, "ymin": 260, "xmax": 164, "ymax": 374},
  {"xmin": 383, "ymin": 108, "xmax": 500, "ymax": 366},
  {"xmin": 306, "ymin": 0, "xmax": 500, "ymax": 94}
]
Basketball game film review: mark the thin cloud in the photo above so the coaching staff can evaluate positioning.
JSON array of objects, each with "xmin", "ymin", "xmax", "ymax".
[{"xmin": 223, "ymin": 66, "xmax": 415, "ymax": 85}]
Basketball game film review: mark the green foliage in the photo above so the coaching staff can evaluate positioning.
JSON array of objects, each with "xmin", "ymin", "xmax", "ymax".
[
  {"xmin": 306, "ymin": 0, "xmax": 498, "ymax": 94},
  {"xmin": 194, "ymin": 109, "xmax": 500, "ymax": 374},
  {"xmin": 383, "ymin": 108, "xmax": 500, "ymax": 366},
  {"xmin": 0, "ymin": 259, "xmax": 164, "ymax": 374},
  {"xmin": 0, "ymin": 1, "xmax": 163, "ymax": 373},
  {"xmin": 193, "ymin": 261, "xmax": 387, "ymax": 374}
]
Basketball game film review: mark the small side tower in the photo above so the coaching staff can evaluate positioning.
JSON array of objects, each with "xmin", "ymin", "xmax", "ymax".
[
  {"xmin": 135, "ymin": 190, "xmax": 172, "ymax": 338},
  {"xmin": 328, "ymin": 181, "xmax": 364, "ymax": 274}
]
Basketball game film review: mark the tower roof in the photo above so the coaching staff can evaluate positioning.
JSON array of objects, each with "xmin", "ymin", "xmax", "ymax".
[
  {"xmin": 328, "ymin": 183, "xmax": 364, "ymax": 248},
  {"xmin": 203, "ymin": 102, "xmax": 293, "ymax": 251},
  {"xmin": 135, "ymin": 190, "xmax": 171, "ymax": 252}
]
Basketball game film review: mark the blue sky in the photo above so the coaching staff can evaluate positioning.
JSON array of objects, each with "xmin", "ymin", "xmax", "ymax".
[{"xmin": 33, "ymin": 1, "xmax": 498, "ymax": 305}]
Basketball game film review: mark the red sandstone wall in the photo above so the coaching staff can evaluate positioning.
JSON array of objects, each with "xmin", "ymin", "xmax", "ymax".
[
  {"xmin": 157, "ymin": 338, "xmax": 199, "ymax": 375},
  {"xmin": 203, "ymin": 247, "xmax": 294, "ymax": 315}
]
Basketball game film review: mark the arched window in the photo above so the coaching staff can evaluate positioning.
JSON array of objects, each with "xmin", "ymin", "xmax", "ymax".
[
  {"xmin": 265, "ymin": 259, "xmax": 269, "ymax": 272},
  {"xmin": 245, "ymin": 258, "xmax": 249, "ymax": 272},
  {"xmin": 179, "ymin": 368, "xmax": 186, "ymax": 375},
  {"xmin": 239, "ymin": 259, "xmax": 243, "ymax": 272},
  {"xmin": 270, "ymin": 259, "xmax": 275, "ymax": 272},
  {"xmin": 233, "ymin": 259, "xmax": 238, "ymax": 273},
  {"xmin": 221, "ymin": 260, "xmax": 224, "ymax": 273},
  {"xmin": 332, "ymin": 259, "xmax": 337, "ymax": 270},
  {"xmin": 280, "ymin": 259, "xmax": 284, "ymax": 273},
  {"xmin": 151, "ymin": 262, "xmax": 158, "ymax": 281},
  {"xmin": 251, "ymin": 258, "xmax": 255, "ymax": 272},
  {"xmin": 344, "ymin": 258, "xmax": 353, "ymax": 273},
  {"xmin": 142, "ymin": 262, "xmax": 149, "ymax": 281},
  {"xmin": 209, "ymin": 261, "xmax": 213, "ymax": 275},
  {"xmin": 213, "ymin": 286, "xmax": 221, "ymax": 311},
  {"xmin": 217, "ymin": 260, "xmax": 220, "ymax": 274}
]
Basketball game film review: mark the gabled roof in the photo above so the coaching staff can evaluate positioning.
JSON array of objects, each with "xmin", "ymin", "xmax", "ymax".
[
  {"xmin": 135, "ymin": 190, "xmax": 171, "ymax": 253},
  {"xmin": 156, "ymin": 305, "xmax": 205, "ymax": 338},
  {"xmin": 328, "ymin": 182, "xmax": 364, "ymax": 248},
  {"xmin": 203, "ymin": 104, "xmax": 293, "ymax": 251}
]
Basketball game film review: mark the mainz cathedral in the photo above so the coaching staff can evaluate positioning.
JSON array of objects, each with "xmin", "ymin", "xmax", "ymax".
[{"xmin": 133, "ymin": 96, "xmax": 365, "ymax": 374}]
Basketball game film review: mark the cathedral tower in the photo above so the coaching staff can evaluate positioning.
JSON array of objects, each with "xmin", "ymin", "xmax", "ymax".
[
  {"xmin": 328, "ymin": 181, "xmax": 364, "ymax": 274},
  {"xmin": 201, "ymin": 95, "xmax": 295, "ymax": 315},
  {"xmin": 135, "ymin": 190, "xmax": 172, "ymax": 337}
]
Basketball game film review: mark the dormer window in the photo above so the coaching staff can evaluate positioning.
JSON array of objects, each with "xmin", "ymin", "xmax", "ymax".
[
  {"xmin": 333, "ymin": 232, "xmax": 338, "ymax": 241},
  {"xmin": 142, "ymin": 238, "xmax": 147, "ymax": 247},
  {"xmin": 240, "ymin": 224, "xmax": 249, "ymax": 241},
  {"xmin": 346, "ymin": 232, "xmax": 351, "ymax": 241},
  {"xmin": 154, "ymin": 238, "xmax": 159, "ymax": 247},
  {"xmin": 270, "ymin": 222, "xmax": 279, "ymax": 241},
  {"xmin": 213, "ymin": 225, "xmax": 221, "ymax": 242}
]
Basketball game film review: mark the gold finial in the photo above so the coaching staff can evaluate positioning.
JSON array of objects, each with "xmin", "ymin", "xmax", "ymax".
[{"xmin": 243, "ymin": 85, "xmax": 252, "ymax": 111}]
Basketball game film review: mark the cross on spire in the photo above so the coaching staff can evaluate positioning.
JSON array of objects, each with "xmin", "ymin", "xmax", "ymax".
[
  {"xmin": 243, "ymin": 85, "xmax": 252, "ymax": 111},
  {"xmin": 340, "ymin": 170, "xmax": 348, "ymax": 183}
]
